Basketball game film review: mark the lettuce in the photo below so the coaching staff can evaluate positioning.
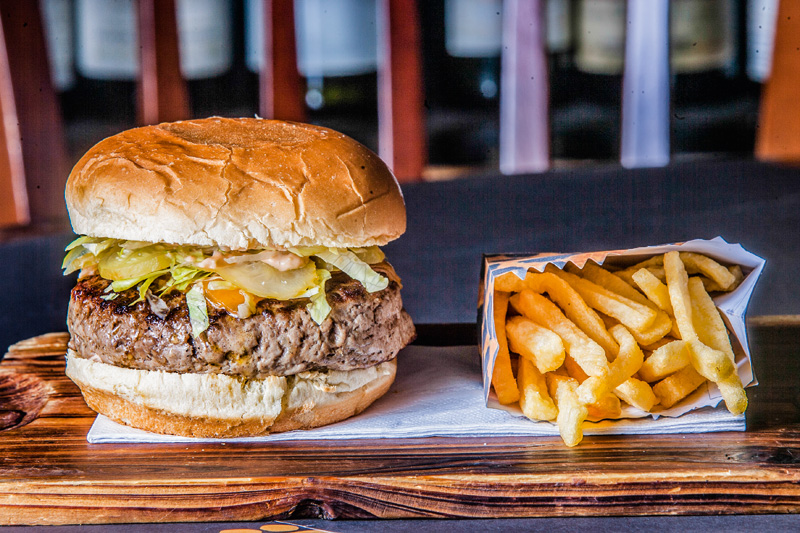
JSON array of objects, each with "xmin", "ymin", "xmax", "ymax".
[
  {"xmin": 62, "ymin": 237, "xmax": 389, "ymax": 327},
  {"xmin": 306, "ymin": 269, "xmax": 332, "ymax": 325},
  {"xmin": 110, "ymin": 268, "xmax": 170, "ymax": 293},
  {"xmin": 313, "ymin": 249, "xmax": 388, "ymax": 293},
  {"xmin": 160, "ymin": 265, "xmax": 212, "ymax": 294},
  {"xmin": 186, "ymin": 283, "xmax": 209, "ymax": 338}
]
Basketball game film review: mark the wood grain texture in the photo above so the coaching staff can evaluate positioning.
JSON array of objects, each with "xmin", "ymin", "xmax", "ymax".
[{"xmin": 1, "ymin": 325, "xmax": 799, "ymax": 525}]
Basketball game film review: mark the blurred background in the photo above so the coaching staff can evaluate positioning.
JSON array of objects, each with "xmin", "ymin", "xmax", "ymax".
[
  {"xmin": 51, "ymin": 0, "xmax": 771, "ymax": 160},
  {"xmin": 0, "ymin": 0, "xmax": 783, "ymax": 234}
]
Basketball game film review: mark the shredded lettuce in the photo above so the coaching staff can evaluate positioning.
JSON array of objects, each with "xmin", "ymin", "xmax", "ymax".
[
  {"xmin": 160, "ymin": 265, "xmax": 212, "ymax": 294},
  {"xmin": 62, "ymin": 237, "xmax": 389, "ymax": 325},
  {"xmin": 62, "ymin": 246, "xmax": 90, "ymax": 274},
  {"xmin": 350, "ymin": 245, "xmax": 385, "ymax": 264},
  {"xmin": 186, "ymin": 283, "xmax": 209, "ymax": 338},
  {"xmin": 313, "ymin": 249, "xmax": 388, "ymax": 293},
  {"xmin": 110, "ymin": 268, "xmax": 170, "ymax": 293},
  {"xmin": 306, "ymin": 269, "xmax": 332, "ymax": 324}
]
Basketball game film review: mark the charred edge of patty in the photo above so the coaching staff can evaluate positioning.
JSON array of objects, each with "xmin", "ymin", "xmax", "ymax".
[{"xmin": 67, "ymin": 266, "xmax": 416, "ymax": 378}]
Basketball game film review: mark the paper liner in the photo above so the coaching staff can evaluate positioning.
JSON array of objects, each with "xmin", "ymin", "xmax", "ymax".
[{"xmin": 479, "ymin": 237, "xmax": 765, "ymax": 427}]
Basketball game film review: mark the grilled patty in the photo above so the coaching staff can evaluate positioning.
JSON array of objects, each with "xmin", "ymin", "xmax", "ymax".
[{"xmin": 67, "ymin": 269, "xmax": 415, "ymax": 378}]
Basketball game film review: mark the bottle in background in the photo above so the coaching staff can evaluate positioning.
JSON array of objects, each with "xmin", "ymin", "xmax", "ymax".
[
  {"xmin": 670, "ymin": 0, "xmax": 754, "ymax": 155},
  {"xmin": 566, "ymin": 0, "xmax": 625, "ymax": 160},
  {"xmin": 244, "ymin": 0, "xmax": 378, "ymax": 148},
  {"xmin": 421, "ymin": 0, "xmax": 502, "ymax": 166},
  {"xmin": 746, "ymin": 0, "xmax": 779, "ymax": 84},
  {"xmin": 545, "ymin": 0, "xmax": 573, "ymax": 107},
  {"xmin": 176, "ymin": 0, "xmax": 238, "ymax": 117},
  {"xmin": 245, "ymin": 0, "xmax": 378, "ymax": 114},
  {"xmin": 443, "ymin": 0, "xmax": 502, "ymax": 108},
  {"xmin": 74, "ymin": 0, "xmax": 138, "ymax": 121},
  {"xmin": 73, "ymin": 0, "xmax": 235, "ymax": 122},
  {"xmin": 40, "ymin": 0, "xmax": 76, "ymax": 93}
]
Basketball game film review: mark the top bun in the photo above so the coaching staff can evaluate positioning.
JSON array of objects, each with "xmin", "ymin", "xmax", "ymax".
[{"xmin": 66, "ymin": 117, "xmax": 406, "ymax": 250}]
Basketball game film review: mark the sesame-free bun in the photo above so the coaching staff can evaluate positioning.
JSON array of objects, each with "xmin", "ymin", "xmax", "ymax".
[
  {"xmin": 66, "ymin": 117, "xmax": 406, "ymax": 250},
  {"xmin": 66, "ymin": 350, "xmax": 396, "ymax": 438}
]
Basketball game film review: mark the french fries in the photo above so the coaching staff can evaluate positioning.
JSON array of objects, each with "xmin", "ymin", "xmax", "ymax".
[
  {"xmin": 546, "ymin": 373, "xmax": 588, "ymax": 447},
  {"xmin": 489, "ymin": 249, "xmax": 748, "ymax": 446},
  {"xmin": 490, "ymin": 291, "xmax": 520, "ymax": 405},
  {"xmin": 506, "ymin": 315, "xmax": 565, "ymax": 373},
  {"xmin": 518, "ymin": 357, "xmax": 558, "ymax": 422}
]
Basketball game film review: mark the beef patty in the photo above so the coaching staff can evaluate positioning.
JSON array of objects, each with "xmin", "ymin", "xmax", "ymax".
[{"xmin": 67, "ymin": 270, "xmax": 416, "ymax": 378}]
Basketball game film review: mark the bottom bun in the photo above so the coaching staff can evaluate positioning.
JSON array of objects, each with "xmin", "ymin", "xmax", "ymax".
[{"xmin": 66, "ymin": 350, "xmax": 396, "ymax": 438}]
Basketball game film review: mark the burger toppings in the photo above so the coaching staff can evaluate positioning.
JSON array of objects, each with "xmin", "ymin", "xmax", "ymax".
[{"xmin": 62, "ymin": 236, "xmax": 391, "ymax": 334}]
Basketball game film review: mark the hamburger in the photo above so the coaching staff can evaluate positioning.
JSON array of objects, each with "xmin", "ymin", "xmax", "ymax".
[{"xmin": 62, "ymin": 117, "xmax": 416, "ymax": 438}]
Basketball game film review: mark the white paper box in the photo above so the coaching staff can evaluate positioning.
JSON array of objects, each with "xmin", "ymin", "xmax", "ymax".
[{"xmin": 479, "ymin": 237, "xmax": 765, "ymax": 428}]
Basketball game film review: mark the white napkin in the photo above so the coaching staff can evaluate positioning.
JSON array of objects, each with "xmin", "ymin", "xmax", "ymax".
[{"xmin": 87, "ymin": 344, "xmax": 744, "ymax": 444}]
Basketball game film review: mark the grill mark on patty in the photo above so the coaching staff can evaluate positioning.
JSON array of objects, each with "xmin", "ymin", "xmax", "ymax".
[{"xmin": 67, "ymin": 268, "xmax": 415, "ymax": 378}]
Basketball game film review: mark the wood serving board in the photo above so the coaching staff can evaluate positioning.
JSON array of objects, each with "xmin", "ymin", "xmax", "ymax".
[{"xmin": 1, "ymin": 324, "xmax": 800, "ymax": 526}]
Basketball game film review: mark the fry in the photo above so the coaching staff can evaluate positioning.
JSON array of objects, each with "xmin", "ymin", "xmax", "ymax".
[
  {"xmin": 506, "ymin": 315, "xmax": 565, "ymax": 373},
  {"xmin": 614, "ymin": 378, "xmax": 657, "ymax": 411},
  {"xmin": 563, "ymin": 354, "xmax": 589, "ymax": 382},
  {"xmin": 715, "ymin": 375, "xmax": 748, "ymax": 416},
  {"xmin": 628, "ymin": 310, "xmax": 673, "ymax": 346},
  {"xmin": 547, "ymin": 373, "xmax": 589, "ymax": 447},
  {"xmin": 578, "ymin": 323, "xmax": 644, "ymax": 405},
  {"xmin": 638, "ymin": 340, "xmax": 690, "ymax": 383},
  {"xmin": 653, "ymin": 365, "xmax": 707, "ymax": 408},
  {"xmin": 607, "ymin": 324, "xmax": 645, "ymax": 387},
  {"xmin": 632, "ymin": 268, "xmax": 674, "ymax": 315},
  {"xmin": 614, "ymin": 255, "xmax": 664, "ymax": 286},
  {"xmin": 666, "ymin": 254, "xmax": 737, "ymax": 383},
  {"xmin": 510, "ymin": 290, "xmax": 609, "ymax": 378},
  {"xmin": 491, "ymin": 291, "xmax": 520, "ymax": 405},
  {"xmin": 679, "ymin": 252, "xmax": 736, "ymax": 291},
  {"xmin": 517, "ymin": 357, "xmax": 558, "ymax": 421},
  {"xmin": 508, "ymin": 268, "xmax": 619, "ymax": 358},
  {"xmin": 665, "ymin": 251, "xmax": 697, "ymax": 342},
  {"xmin": 587, "ymin": 392, "xmax": 622, "ymax": 420},
  {"xmin": 687, "ymin": 340, "xmax": 736, "ymax": 382},
  {"xmin": 688, "ymin": 276, "xmax": 747, "ymax": 414},
  {"xmin": 572, "ymin": 262, "xmax": 672, "ymax": 345},
  {"xmin": 688, "ymin": 278, "xmax": 733, "ymax": 360},
  {"xmin": 549, "ymin": 267, "xmax": 659, "ymax": 333},
  {"xmin": 646, "ymin": 267, "xmax": 666, "ymax": 282},
  {"xmin": 488, "ymin": 249, "xmax": 749, "ymax": 446},
  {"xmin": 702, "ymin": 265, "xmax": 744, "ymax": 292},
  {"xmin": 570, "ymin": 261, "xmax": 655, "ymax": 309}
]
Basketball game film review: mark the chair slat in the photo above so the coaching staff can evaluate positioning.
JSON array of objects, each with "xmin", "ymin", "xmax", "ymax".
[
  {"xmin": 499, "ymin": 0, "xmax": 549, "ymax": 175},
  {"xmin": 136, "ymin": 0, "xmax": 190, "ymax": 125},
  {"xmin": 756, "ymin": 0, "xmax": 800, "ymax": 162},
  {"xmin": 0, "ymin": 2, "xmax": 67, "ymax": 227},
  {"xmin": 259, "ymin": 0, "xmax": 306, "ymax": 122},
  {"xmin": 378, "ymin": 0, "xmax": 426, "ymax": 183},
  {"xmin": 620, "ymin": 0, "xmax": 670, "ymax": 168}
]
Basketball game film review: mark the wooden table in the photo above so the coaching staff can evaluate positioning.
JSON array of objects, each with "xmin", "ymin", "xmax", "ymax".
[{"xmin": 1, "ymin": 318, "xmax": 798, "ymax": 526}]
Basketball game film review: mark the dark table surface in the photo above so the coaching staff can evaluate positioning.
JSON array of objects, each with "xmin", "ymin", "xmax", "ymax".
[
  {"xmin": 2, "ymin": 159, "xmax": 800, "ymax": 530},
  {"xmin": 2, "ymin": 158, "xmax": 798, "ymax": 355}
]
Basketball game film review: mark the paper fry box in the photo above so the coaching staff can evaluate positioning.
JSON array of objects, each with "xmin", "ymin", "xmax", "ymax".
[{"xmin": 478, "ymin": 237, "xmax": 765, "ymax": 429}]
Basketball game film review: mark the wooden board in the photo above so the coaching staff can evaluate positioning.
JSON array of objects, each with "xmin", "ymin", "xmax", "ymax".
[{"xmin": 1, "ymin": 324, "xmax": 800, "ymax": 526}]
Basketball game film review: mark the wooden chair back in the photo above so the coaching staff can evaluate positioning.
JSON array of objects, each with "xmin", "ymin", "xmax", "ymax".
[
  {"xmin": 136, "ymin": 0, "xmax": 190, "ymax": 125},
  {"xmin": 756, "ymin": 0, "xmax": 800, "ymax": 162},
  {"xmin": 0, "ymin": 2, "xmax": 68, "ymax": 228}
]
